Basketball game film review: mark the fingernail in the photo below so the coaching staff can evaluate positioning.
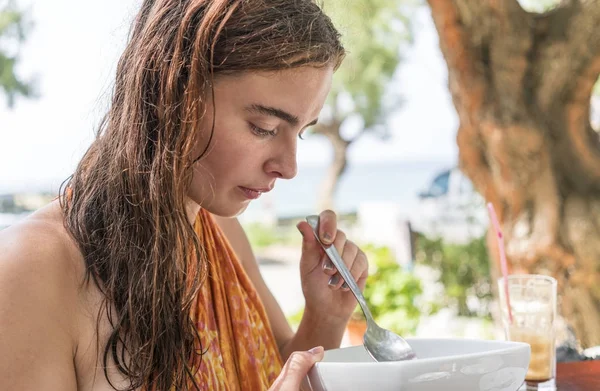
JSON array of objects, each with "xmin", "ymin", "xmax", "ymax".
[
  {"xmin": 308, "ymin": 346, "xmax": 324, "ymax": 355},
  {"xmin": 328, "ymin": 275, "xmax": 339, "ymax": 286},
  {"xmin": 342, "ymin": 282, "xmax": 348, "ymax": 289},
  {"xmin": 322, "ymin": 232, "xmax": 332, "ymax": 244},
  {"xmin": 323, "ymin": 260, "xmax": 334, "ymax": 271}
]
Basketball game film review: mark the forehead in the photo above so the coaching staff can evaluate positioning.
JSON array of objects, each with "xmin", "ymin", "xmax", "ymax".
[{"xmin": 213, "ymin": 66, "xmax": 334, "ymax": 121}]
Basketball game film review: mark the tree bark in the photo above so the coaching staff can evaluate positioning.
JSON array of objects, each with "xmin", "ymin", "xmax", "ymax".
[
  {"xmin": 313, "ymin": 121, "xmax": 351, "ymax": 212},
  {"xmin": 427, "ymin": 0, "xmax": 600, "ymax": 348}
]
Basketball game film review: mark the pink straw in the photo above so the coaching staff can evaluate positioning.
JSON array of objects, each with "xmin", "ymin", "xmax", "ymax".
[{"xmin": 487, "ymin": 202, "xmax": 513, "ymax": 324}]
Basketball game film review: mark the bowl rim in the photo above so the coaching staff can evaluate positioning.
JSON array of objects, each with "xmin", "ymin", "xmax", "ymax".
[{"xmin": 315, "ymin": 337, "xmax": 530, "ymax": 367}]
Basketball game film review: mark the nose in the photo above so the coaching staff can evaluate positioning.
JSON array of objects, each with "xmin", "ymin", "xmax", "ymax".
[{"xmin": 265, "ymin": 138, "xmax": 298, "ymax": 180}]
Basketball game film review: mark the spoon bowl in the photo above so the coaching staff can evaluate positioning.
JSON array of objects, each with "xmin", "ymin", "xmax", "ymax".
[
  {"xmin": 306, "ymin": 215, "xmax": 416, "ymax": 362},
  {"xmin": 363, "ymin": 320, "xmax": 416, "ymax": 361}
]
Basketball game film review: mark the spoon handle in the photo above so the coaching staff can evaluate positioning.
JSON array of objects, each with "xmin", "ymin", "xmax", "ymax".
[{"xmin": 306, "ymin": 216, "xmax": 374, "ymax": 322}]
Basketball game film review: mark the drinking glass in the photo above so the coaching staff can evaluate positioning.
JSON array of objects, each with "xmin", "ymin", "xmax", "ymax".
[{"xmin": 498, "ymin": 274, "xmax": 557, "ymax": 390}]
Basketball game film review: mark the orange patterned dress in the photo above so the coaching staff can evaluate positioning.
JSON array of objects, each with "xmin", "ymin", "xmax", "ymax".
[{"xmin": 185, "ymin": 209, "xmax": 283, "ymax": 390}]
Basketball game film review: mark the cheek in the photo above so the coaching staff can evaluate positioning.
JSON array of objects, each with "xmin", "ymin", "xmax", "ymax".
[
  {"xmin": 191, "ymin": 121, "xmax": 215, "ymax": 160},
  {"xmin": 211, "ymin": 128, "xmax": 258, "ymax": 167},
  {"xmin": 194, "ymin": 138, "xmax": 244, "ymax": 182},
  {"xmin": 192, "ymin": 116, "xmax": 269, "ymax": 185}
]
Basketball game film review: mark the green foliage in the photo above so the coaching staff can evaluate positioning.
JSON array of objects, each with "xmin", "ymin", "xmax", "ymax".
[
  {"xmin": 0, "ymin": 0, "xmax": 34, "ymax": 107},
  {"xmin": 317, "ymin": 0, "xmax": 415, "ymax": 133},
  {"xmin": 287, "ymin": 305, "xmax": 304, "ymax": 331},
  {"xmin": 244, "ymin": 222, "xmax": 302, "ymax": 250},
  {"xmin": 415, "ymin": 234, "xmax": 493, "ymax": 318},
  {"xmin": 357, "ymin": 244, "xmax": 425, "ymax": 336}
]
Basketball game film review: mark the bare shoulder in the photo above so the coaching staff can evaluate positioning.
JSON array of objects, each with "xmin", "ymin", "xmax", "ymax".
[
  {"xmin": 0, "ymin": 200, "xmax": 80, "ymax": 390},
  {"xmin": 0, "ymin": 200, "xmax": 83, "ymax": 295}
]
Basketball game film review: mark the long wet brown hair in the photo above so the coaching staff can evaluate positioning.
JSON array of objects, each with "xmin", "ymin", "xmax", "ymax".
[{"xmin": 60, "ymin": 0, "xmax": 344, "ymax": 390}]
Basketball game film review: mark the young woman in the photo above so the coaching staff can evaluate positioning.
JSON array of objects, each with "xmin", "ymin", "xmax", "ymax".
[{"xmin": 0, "ymin": 1, "xmax": 369, "ymax": 390}]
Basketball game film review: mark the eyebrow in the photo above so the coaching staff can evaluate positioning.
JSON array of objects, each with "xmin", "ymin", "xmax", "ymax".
[{"xmin": 246, "ymin": 104, "xmax": 318, "ymax": 128}]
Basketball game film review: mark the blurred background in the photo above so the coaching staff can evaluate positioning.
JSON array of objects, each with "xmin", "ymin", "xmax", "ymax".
[{"xmin": 1, "ymin": 0, "xmax": 599, "ymax": 361}]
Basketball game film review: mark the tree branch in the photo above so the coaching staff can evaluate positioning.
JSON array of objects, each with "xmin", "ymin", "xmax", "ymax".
[
  {"xmin": 428, "ymin": 0, "xmax": 498, "ymax": 209},
  {"xmin": 487, "ymin": 0, "xmax": 533, "ymax": 123},
  {"xmin": 427, "ymin": 0, "xmax": 488, "ymax": 99},
  {"xmin": 535, "ymin": 0, "xmax": 600, "ymax": 110},
  {"xmin": 561, "ymin": 1, "xmax": 600, "ymax": 185},
  {"xmin": 563, "ymin": 0, "xmax": 600, "ymax": 74},
  {"xmin": 311, "ymin": 121, "xmax": 343, "ymax": 140},
  {"xmin": 562, "ymin": 55, "xmax": 600, "ymax": 186}
]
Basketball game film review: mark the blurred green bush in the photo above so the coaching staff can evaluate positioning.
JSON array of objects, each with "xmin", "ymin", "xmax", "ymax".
[{"xmin": 415, "ymin": 234, "xmax": 492, "ymax": 318}]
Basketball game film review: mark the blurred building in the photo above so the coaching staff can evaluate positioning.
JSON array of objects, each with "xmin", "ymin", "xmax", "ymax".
[{"xmin": 0, "ymin": 192, "xmax": 55, "ymax": 229}]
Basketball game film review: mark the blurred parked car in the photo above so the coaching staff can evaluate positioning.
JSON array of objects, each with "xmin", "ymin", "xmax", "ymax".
[{"xmin": 410, "ymin": 167, "xmax": 488, "ymax": 243}]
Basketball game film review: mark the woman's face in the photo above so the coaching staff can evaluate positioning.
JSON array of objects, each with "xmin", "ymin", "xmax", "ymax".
[{"xmin": 188, "ymin": 66, "xmax": 333, "ymax": 218}]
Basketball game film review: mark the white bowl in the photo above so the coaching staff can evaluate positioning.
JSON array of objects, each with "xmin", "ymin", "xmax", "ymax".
[{"xmin": 308, "ymin": 338, "xmax": 530, "ymax": 391}]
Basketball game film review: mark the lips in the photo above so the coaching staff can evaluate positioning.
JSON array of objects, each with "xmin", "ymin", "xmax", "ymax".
[{"xmin": 239, "ymin": 186, "xmax": 272, "ymax": 200}]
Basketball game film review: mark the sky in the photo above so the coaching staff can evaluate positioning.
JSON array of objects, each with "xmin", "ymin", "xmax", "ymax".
[{"xmin": 0, "ymin": 1, "xmax": 458, "ymax": 193}]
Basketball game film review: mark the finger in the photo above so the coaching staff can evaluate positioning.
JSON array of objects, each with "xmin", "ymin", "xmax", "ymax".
[
  {"xmin": 353, "ymin": 249, "xmax": 369, "ymax": 291},
  {"xmin": 269, "ymin": 347, "xmax": 324, "ymax": 391},
  {"xmin": 321, "ymin": 253, "xmax": 336, "ymax": 275},
  {"xmin": 318, "ymin": 210, "xmax": 337, "ymax": 245},
  {"xmin": 356, "ymin": 273, "xmax": 368, "ymax": 291},
  {"xmin": 329, "ymin": 240, "xmax": 356, "ymax": 291},
  {"xmin": 327, "ymin": 273, "xmax": 342, "ymax": 290},
  {"xmin": 327, "ymin": 231, "xmax": 348, "ymax": 290},
  {"xmin": 338, "ymin": 241, "xmax": 361, "ymax": 291},
  {"xmin": 349, "ymin": 249, "xmax": 368, "ymax": 291},
  {"xmin": 333, "ymin": 228, "xmax": 346, "ymax": 251},
  {"xmin": 297, "ymin": 221, "xmax": 323, "ymax": 274}
]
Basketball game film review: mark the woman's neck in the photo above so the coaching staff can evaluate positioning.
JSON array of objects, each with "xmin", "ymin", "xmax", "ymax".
[{"xmin": 185, "ymin": 199, "xmax": 201, "ymax": 225}]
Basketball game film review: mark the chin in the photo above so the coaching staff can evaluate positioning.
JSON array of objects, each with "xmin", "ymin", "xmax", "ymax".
[{"xmin": 205, "ymin": 201, "xmax": 249, "ymax": 219}]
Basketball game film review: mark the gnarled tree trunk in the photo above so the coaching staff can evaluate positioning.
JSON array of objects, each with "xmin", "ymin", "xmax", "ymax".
[
  {"xmin": 427, "ymin": 0, "xmax": 600, "ymax": 348},
  {"xmin": 313, "ymin": 121, "xmax": 351, "ymax": 212}
]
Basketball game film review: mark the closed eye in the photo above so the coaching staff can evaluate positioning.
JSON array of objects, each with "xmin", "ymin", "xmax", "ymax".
[{"xmin": 249, "ymin": 123, "xmax": 277, "ymax": 137}]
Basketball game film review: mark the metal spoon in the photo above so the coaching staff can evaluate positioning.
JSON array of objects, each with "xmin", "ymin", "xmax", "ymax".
[{"xmin": 306, "ymin": 215, "xmax": 417, "ymax": 362}]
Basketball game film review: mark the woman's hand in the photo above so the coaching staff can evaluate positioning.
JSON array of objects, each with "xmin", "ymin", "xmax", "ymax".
[
  {"xmin": 296, "ymin": 210, "xmax": 369, "ymax": 325},
  {"xmin": 268, "ymin": 347, "xmax": 324, "ymax": 391}
]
